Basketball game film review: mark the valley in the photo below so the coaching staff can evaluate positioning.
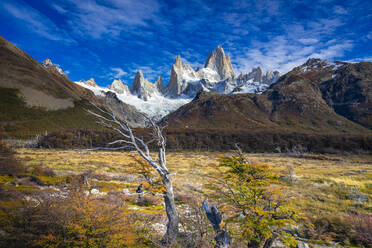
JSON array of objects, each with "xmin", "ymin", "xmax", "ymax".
[{"xmin": 1, "ymin": 148, "xmax": 371, "ymax": 247}]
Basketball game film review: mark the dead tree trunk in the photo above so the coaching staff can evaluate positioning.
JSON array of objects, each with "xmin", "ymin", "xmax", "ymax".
[
  {"xmin": 88, "ymin": 104, "xmax": 179, "ymax": 243},
  {"xmin": 163, "ymin": 175, "xmax": 179, "ymax": 243},
  {"xmin": 202, "ymin": 200, "xmax": 230, "ymax": 248}
]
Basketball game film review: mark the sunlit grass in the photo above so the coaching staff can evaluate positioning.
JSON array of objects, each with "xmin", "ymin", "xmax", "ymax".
[{"xmin": 13, "ymin": 149, "xmax": 372, "ymax": 215}]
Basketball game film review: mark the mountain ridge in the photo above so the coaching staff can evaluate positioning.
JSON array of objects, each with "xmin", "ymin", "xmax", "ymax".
[
  {"xmin": 76, "ymin": 46, "xmax": 282, "ymax": 118},
  {"xmin": 0, "ymin": 35, "xmax": 370, "ymax": 141},
  {"xmin": 0, "ymin": 36, "xmax": 147, "ymax": 137},
  {"xmin": 162, "ymin": 58, "xmax": 372, "ymax": 133}
]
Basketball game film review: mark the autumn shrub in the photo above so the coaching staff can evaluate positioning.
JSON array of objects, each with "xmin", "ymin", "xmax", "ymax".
[
  {"xmin": 349, "ymin": 211, "xmax": 372, "ymax": 247},
  {"xmin": 305, "ymin": 214, "xmax": 352, "ymax": 244},
  {"xmin": 27, "ymin": 163, "xmax": 56, "ymax": 177},
  {"xmin": 0, "ymin": 141, "xmax": 25, "ymax": 175},
  {"xmin": 207, "ymin": 150, "xmax": 304, "ymax": 248},
  {"xmin": 0, "ymin": 189, "xmax": 143, "ymax": 248},
  {"xmin": 304, "ymin": 212, "xmax": 372, "ymax": 247},
  {"xmin": 177, "ymin": 195, "xmax": 214, "ymax": 248},
  {"xmin": 136, "ymin": 194, "xmax": 162, "ymax": 206}
]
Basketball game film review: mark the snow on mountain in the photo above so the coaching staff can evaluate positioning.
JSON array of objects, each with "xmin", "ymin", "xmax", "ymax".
[
  {"xmin": 108, "ymin": 79, "xmax": 129, "ymax": 94},
  {"xmin": 74, "ymin": 46, "xmax": 282, "ymax": 118},
  {"xmin": 76, "ymin": 78, "xmax": 98, "ymax": 87},
  {"xmin": 75, "ymin": 79, "xmax": 191, "ymax": 118},
  {"xmin": 74, "ymin": 81, "xmax": 107, "ymax": 97},
  {"xmin": 115, "ymin": 92, "xmax": 191, "ymax": 119},
  {"xmin": 42, "ymin": 58, "xmax": 65, "ymax": 75},
  {"xmin": 301, "ymin": 58, "xmax": 346, "ymax": 72}
]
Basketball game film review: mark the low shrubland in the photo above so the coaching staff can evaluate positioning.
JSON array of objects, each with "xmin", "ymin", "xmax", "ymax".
[{"xmin": 0, "ymin": 145, "xmax": 371, "ymax": 247}]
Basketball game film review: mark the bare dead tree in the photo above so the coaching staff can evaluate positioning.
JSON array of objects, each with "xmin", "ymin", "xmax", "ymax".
[
  {"xmin": 202, "ymin": 199, "xmax": 230, "ymax": 248},
  {"xmin": 87, "ymin": 103, "xmax": 179, "ymax": 244}
]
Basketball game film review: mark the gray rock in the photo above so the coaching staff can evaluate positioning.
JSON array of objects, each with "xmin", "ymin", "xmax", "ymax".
[
  {"xmin": 346, "ymin": 192, "xmax": 368, "ymax": 205},
  {"xmin": 130, "ymin": 70, "xmax": 158, "ymax": 101},
  {"xmin": 313, "ymin": 183, "xmax": 330, "ymax": 188},
  {"xmin": 108, "ymin": 79, "xmax": 129, "ymax": 94},
  {"xmin": 97, "ymin": 91, "xmax": 148, "ymax": 127},
  {"xmin": 166, "ymin": 55, "xmax": 196, "ymax": 97},
  {"xmin": 79, "ymin": 78, "xmax": 98, "ymax": 87},
  {"xmin": 154, "ymin": 76, "xmax": 166, "ymax": 94},
  {"xmin": 204, "ymin": 45, "xmax": 236, "ymax": 80},
  {"xmin": 90, "ymin": 188, "xmax": 100, "ymax": 194},
  {"xmin": 297, "ymin": 241, "xmax": 309, "ymax": 248},
  {"xmin": 42, "ymin": 58, "xmax": 65, "ymax": 75}
]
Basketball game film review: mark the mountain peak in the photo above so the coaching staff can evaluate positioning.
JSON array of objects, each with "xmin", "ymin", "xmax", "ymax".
[
  {"xmin": 136, "ymin": 70, "xmax": 144, "ymax": 78},
  {"xmin": 216, "ymin": 45, "xmax": 223, "ymax": 51},
  {"xmin": 174, "ymin": 55, "xmax": 182, "ymax": 68},
  {"xmin": 85, "ymin": 78, "xmax": 98, "ymax": 87},
  {"xmin": 42, "ymin": 58, "xmax": 64, "ymax": 75},
  {"xmin": 131, "ymin": 70, "xmax": 157, "ymax": 101},
  {"xmin": 42, "ymin": 58, "xmax": 53, "ymax": 66},
  {"xmin": 155, "ymin": 76, "xmax": 163, "ymax": 84},
  {"xmin": 109, "ymin": 79, "xmax": 129, "ymax": 94},
  {"xmin": 155, "ymin": 76, "xmax": 166, "ymax": 93},
  {"xmin": 204, "ymin": 46, "xmax": 235, "ymax": 80}
]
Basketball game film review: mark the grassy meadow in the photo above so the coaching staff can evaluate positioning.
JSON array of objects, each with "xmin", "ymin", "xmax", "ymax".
[
  {"xmin": 13, "ymin": 149, "xmax": 372, "ymax": 216},
  {"xmin": 1, "ymin": 149, "xmax": 371, "ymax": 247}
]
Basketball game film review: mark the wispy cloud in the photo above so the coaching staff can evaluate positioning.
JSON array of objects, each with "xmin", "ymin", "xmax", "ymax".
[
  {"xmin": 233, "ymin": 35, "xmax": 353, "ymax": 73},
  {"xmin": 346, "ymin": 57, "xmax": 372, "ymax": 63},
  {"xmin": 109, "ymin": 67, "xmax": 127, "ymax": 79},
  {"xmin": 1, "ymin": 0, "xmax": 371, "ymax": 84},
  {"xmin": 333, "ymin": 6, "xmax": 348, "ymax": 15},
  {"xmin": 51, "ymin": 0, "xmax": 163, "ymax": 39},
  {"xmin": 1, "ymin": 1, "xmax": 75, "ymax": 43}
]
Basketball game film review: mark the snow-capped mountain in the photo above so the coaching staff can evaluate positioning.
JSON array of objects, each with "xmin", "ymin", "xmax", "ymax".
[{"xmin": 75, "ymin": 46, "xmax": 282, "ymax": 118}]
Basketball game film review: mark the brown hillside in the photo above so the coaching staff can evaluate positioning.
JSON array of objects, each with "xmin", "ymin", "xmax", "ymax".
[
  {"xmin": 0, "ymin": 36, "xmax": 147, "ymax": 138},
  {"xmin": 163, "ymin": 59, "xmax": 371, "ymax": 134},
  {"xmin": 0, "ymin": 35, "xmax": 97, "ymax": 110}
]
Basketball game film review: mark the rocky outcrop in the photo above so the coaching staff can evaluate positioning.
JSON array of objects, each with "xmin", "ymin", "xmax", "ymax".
[
  {"xmin": 237, "ymin": 67, "xmax": 282, "ymax": 86},
  {"xmin": 300, "ymin": 59, "xmax": 372, "ymax": 129},
  {"xmin": 154, "ymin": 76, "xmax": 166, "ymax": 94},
  {"xmin": 108, "ymin": 79, "xmax": 129, "ymax": 94},
  {"xmin": 130, "ymin": 70, "xmax": 158, "ymax": 101},
  {"xmin": 166, "ymin": 55, "xmax": 186, "ymax": 97},
  {"xmin": 42, "ymin": 58, "xmax": 65, "ymax": 75},
  {"xmin": 263, "ymin": 71, "xmax": 282, "ymax": 85},
  {"xmin": 204, "ymin": 46, "xmax": 236, "ymax": 80},
  {"xmin": 98, "ymin": 91, "xmax": 147, "ymax": 127},
  {"xmin": 80, "ymin": 78, "xmax": 98, "ymax": 87}
]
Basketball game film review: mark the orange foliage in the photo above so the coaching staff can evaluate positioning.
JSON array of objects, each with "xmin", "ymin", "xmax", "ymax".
[{"xmin": 36, "ymin": 192, "xmax": 137, "ymax": 248}]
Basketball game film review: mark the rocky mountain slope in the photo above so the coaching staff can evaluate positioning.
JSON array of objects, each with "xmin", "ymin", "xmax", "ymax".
[
  {"xmin": 162, "ymin": 59, "xmax": 371, "ymax": 134},
  {"xmin": 0, "ymin": 36, "xmax": 146, "ymax": 137},
  {"xmin": 76, "ymin": 46, "xmax": 281, "ymax": 118},
  {"xmin": 0, "ymin": 36, "xmax": 97, "ymax": 110},
  {"xmin": 0, "ymin": 35, "xmax": 370, "ymax": 140}
]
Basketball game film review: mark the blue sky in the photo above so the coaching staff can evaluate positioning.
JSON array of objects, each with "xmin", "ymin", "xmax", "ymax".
[{"xmin": 1, "ymin": 0, "xmax": 371, "ymax": 87}]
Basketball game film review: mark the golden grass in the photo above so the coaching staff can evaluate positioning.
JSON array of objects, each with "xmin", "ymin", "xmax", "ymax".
[{"xmin": 14, "ymin": 149, "xmax": 372, "ymax": 214}]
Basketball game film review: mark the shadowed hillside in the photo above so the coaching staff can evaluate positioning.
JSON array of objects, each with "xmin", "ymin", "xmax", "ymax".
[{"xmin": 162, "ymin": 59, "xmax": 372, "ymax": 134}]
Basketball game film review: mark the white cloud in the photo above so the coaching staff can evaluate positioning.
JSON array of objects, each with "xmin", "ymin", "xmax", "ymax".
[
  {"xmin": 345, "ymin": 57, "xmax": 372, "ymax": 63},
  {"xmin": 298, "ymin": 38, "xmax": 319, "ymax": 45},
  {"xmin": 367, "ymin": 32, "xmax": 372, "ymax": 40},
  {"xmin": 51, "ymin": 0, "xmax": 163, "ymax": 39},
  {"xmin": 333, "ymin": 6, "xmax": 348, "ymax": 15},
  {"xmin": 233, "ymin": 35, "xmax": 353, "ymax": 74},
  {"xmin": 109, "ymin": 67, "xmax": 127, "ymax": 79},
  {"xmin": 231, "ymin": 13, "xmax": 354, "ymax": 74},
  {"xmin": 51, "ymin": 3, "xmax": 67, "ymax": 14}
]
